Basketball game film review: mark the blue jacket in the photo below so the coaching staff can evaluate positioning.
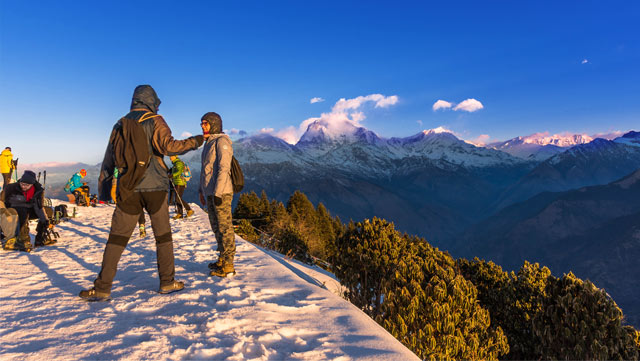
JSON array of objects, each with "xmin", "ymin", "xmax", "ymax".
[{"xmin": 67, "ymin": 172, "xmax": 84, "ymax": 193}]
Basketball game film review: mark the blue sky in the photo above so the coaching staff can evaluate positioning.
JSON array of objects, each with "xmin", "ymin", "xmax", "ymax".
[{"xmin": 1, "ymin": 0, "xmax": 638, "ymax": 164}]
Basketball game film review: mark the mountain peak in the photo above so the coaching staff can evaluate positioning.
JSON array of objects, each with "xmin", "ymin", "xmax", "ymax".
[{"xmin": 297, "ymin": 119, "xmax": 381, "ymax": 146}]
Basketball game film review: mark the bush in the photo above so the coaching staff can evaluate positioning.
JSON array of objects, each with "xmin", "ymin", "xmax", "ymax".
[
  {"xmin": 333, "ymin": 218, "xmax": 509, "ymax": 360},
  {"xmin": 274, "ymin": 224, "xmax": 312, "ymax": 263},
  {"xmin": 235, "ymin": 219, "xmax": 259, "ymax": 243},
  {"xmin": 458, "ymin": 258, "xmax": 640, "ymax": 360},
  {"xmin": 534, "ymin": 272, "xmax": 639, "ymax": 360}
]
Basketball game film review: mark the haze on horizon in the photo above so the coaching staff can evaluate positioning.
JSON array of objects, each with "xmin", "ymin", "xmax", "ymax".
[{"xmin": 1, "ymin": 0, "xmax": 638, "ymax": 165}]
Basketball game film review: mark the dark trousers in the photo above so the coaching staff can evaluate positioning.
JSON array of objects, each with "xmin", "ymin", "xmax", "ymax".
[
  {"xmin": 174, "ymin": 185, "xmax": 191, "ymax": 216},
  {"xmin": 2, "ymin": 173, "xmax": 11, "ymax": 188},
  {"xmin": 94, "ymin": 191, "xmax": 175, "ymax": 292},
  {"xmin": 15, "ymin": 206, "xmax": 46, "ymax": 242}
]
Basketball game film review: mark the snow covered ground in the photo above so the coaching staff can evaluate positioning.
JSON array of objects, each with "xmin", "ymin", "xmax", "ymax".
[{"xmin": 0, "ymin": 202, "xmax": 417, "ymax": 360}]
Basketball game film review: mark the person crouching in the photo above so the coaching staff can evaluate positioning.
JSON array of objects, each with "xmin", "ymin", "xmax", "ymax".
[{"xmin": 0, "ymin": 170, "xmax": 53, "ymax": 252}]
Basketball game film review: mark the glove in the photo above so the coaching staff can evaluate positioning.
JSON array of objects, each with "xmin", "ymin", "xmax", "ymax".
[{"xmin": 214, "ymin": 196, "xmax": 222, "ymax": 206}]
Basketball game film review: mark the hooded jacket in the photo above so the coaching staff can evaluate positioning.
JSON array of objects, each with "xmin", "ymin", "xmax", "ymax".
[
  {"xmin": 0, "ymin": 149, "xmax": 14, "ymax": 174},
  {"xmin": 200, "ymin": 133, "xmax": 233, "ymax": 198},
  {"xmin": 67, "ymin": 172, "xmax": 85, "ymax": 193},
  {"xmin": 171, "ymin": 157, "xmax": 187, "ymax": 187},
  {"xmin": 98, "ymin": 85, "xmax": 204, "ymax": 202}
]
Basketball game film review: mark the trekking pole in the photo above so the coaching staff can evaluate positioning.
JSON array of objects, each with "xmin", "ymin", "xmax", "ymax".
[
  {"xmin": 43, "ymin": 170, "xmax": 47, "ymax": 192},
  {"xmin": 12, "ymin": 158, "xmax": 19, "ymax": 183},
  {"xmin": 37, "ymin": 172, "xmax": 41, "ymax": 182},
  {"xmin": 170, "ymin": 180, "xmax": 188, "ymax": 213}
]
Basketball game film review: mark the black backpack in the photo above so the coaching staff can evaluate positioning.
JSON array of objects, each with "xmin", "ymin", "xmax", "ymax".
[
  {"xmin": 54, "ymin": 204, "xmax": 69, "ymax": 218},
  {"xmin": 110, "ymin": 113, "xmax": 153, "ymax": 202},
  {"xmin": 230, "ymin": 156, "xmax": 244, "ymax": 193}
]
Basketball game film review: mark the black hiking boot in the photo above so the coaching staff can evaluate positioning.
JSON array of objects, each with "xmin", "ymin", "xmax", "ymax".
[
  {"xmin": 79, "ymin": 288, "xmax": 111, "ymax": 301},
  {"xmin": 159, "ymin": 280, "xmax": 185, "ymax": 294}
]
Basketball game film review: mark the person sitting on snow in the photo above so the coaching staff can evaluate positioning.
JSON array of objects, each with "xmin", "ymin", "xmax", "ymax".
[
  {"xmin": 65, "ymin": 169, "xmax": 90, "ymax": 206},
  {"xmin": 0, "ymin": 170, "xmax": 54, "ymax": 252}
]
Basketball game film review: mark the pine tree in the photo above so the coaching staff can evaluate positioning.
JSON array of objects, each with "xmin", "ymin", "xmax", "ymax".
[{"xmin": 233, "ymin": 191, "xmax": 262, "ymax": 220}]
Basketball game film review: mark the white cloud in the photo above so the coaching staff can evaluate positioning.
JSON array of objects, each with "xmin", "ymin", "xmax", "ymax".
[
  {"xmin": 227, "ymin": 128, "xmax": 248, "ymax": 137},
  {"xmin": 273, "ymin": 126, "xmax": 299, "ymax": 144},
  {"xmin": 432, "ymin": 100, "xmax": 453, "ymax": 111},
  {"xmin": 260, "ymin": 128, "xmax": 274, "ymax": 134},
  {"xmin": 466, "ymin": 134, "xmax": 491, "ymax": 146},
  {"xmin": 272, "ymin": 93, "xmax": 399, "ymax": 144},
  {"xmin": 582, "ymin": 59, "xmax": 589, "ymax": 64},
  {"xmin": 333, "ymin": 94, "xmax": 398, "ymax": 112},
  {"xmin": 181, "ymin": 131, "xmax": 193, "ymax": 137},
  {"xmin": 310, "ymin": 97, "xmax": 325, "ymax": 104},
  {"xmin": 592, "ymin": 130, "xmax": 624, "ymax": 140},
  {"xmin": 453, "ymin": 98, "xmax": 484, "ymax": 112}
]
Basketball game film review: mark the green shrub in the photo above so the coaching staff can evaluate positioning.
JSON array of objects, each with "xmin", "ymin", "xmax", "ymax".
[
  {"xmin": 534, "ymin": 272, "xmax": 639, "ymax": 360},
  {"xmin": 235, "ymin": 219, "xmax": 259, "ymax": 243},
  {"xmin": 333, "ymin": 218, "xmax": 509, "ymax": 360}
]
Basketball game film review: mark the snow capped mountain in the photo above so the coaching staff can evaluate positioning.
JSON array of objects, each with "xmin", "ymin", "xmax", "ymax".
[
  {"xmin": 488, "ymin": 132, "xmax": 593, "ymax": 161},
  {"xmin": 235, "ymin": 125, "xmax": 526, "ymax": 175},
  {"xmin": 522, "ymin": 132, "xmax": 593, "ymax": 147},
  {"xmin": 493, "ymin": 133, "xmax": 640, "ymax": 209},
  {"xmin": 613, "ymin": 130, "xmax": 640, "ymax": 147}
]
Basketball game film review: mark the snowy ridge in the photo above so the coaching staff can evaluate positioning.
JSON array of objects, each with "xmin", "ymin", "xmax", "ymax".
[
  {"xmin": 0, "ymin": 202, "xmax": 418, "ymax": 360},
  {"xmin": 231, "ymin": 126, "xmax": 525, "ymax": 178}
]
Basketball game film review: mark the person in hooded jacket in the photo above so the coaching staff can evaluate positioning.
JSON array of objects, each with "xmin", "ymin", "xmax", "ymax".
[
  {"xmin": 65, "ymin": 169, "xmax": 90, "ymax": 206},
  {"xmin": 0, "ymin": 170, "xmax": 53, "ymax": 252},
  {"xmin": 79, "ymin": 85, "xmax": 206, "ymax": 301},
  {"xmin": 0, "ymin": 147, "xmax": 16, "ymax": 188},
  {"xmin": 199, "ymin": 112, "xmax": 236, "ymax": 277}
]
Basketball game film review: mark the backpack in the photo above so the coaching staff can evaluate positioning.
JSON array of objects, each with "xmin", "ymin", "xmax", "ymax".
[
  {"xmin": 54, "ymin": 204, "xmax": 69, "ymax": 219},
  {"xmin": 110, "ymin": 113, "xmax": 153, "ymax": 202},
  {"xmin": 182, "ymin": 163, "xmax": 192, "ymax": 182},
  {"xmin": 230, "ymin": 156, "xmax": 244, "ymax": 193},
  {"xmin": 64, "ymin": 180, "xmax": 71, "ymax": 193}
]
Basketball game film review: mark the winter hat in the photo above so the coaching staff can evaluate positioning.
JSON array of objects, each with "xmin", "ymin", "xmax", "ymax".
[
  {"xmin": 80, "ymin": 169, "xmax": 87, "ymax": 177},
  {"xmin": 4, "ymin": 147, "xmax": 10, "ymax": 151},
  {"xmin": 201, "ymin": 112, "xmax": 222, "ymax": 134},
  {"xmin": 20, "ymin": 170, "xmax": 37, "ymax": 184}
]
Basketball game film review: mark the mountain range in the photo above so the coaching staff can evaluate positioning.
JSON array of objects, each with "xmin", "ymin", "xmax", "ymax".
[{"xmin": 455, "ymin": 169, "xmax": 640, "ymax": 327}]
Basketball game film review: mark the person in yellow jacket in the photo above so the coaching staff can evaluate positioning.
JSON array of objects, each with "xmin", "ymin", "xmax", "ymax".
[{"xmin": 0, "ymin": 147, "xmax": 16, "ymax": 189}]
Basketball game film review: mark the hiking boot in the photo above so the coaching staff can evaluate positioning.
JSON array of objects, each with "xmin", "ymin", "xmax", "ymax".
[
  {"xmin": 186, "ymin": 210, "xmax": 194, "ymax": 218},
  {"xmin": 139, "ymin": 225, "xmax": 146, "ymax": 238},
  {"xmin": 159, "ymin": 280, "xmax": 185, "ymax": 294},
  {"xmin": 208, "ymin": 259, "xmax": 222, "ymax": 270},
  {"xmin": 79, "ymin": 288, "xmax": 111, "ymax": 301},
  {"xmin": 209, "ymin": 261, "xmax": 235, "ymax": 278},
  {"xmin": 3, "ymin": 237, "xmax": 17, "ymax": 251},
  {"xmin": 172, "ymin": 214, "xmax": 183, "ymax": 220},
  {"xmin": 41, "ymin": 237, "xmax": 57, "ymax": 246}
]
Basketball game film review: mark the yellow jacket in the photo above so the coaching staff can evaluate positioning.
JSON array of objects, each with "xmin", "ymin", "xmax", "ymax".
[{"xmin": 0, "ymin": 149, "xmax": 14, "ymax": 174}]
